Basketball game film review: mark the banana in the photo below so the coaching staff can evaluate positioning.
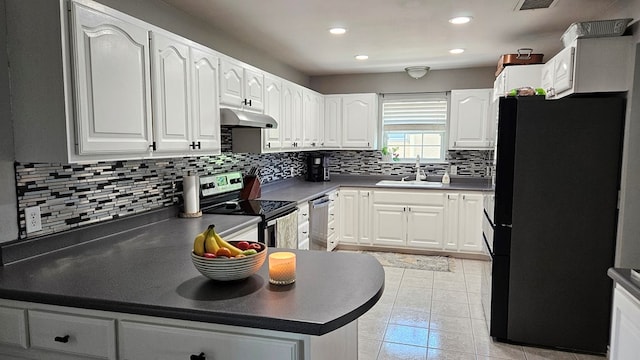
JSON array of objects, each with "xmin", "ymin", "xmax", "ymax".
[
  {"xmin": 212, "ymin": 227, "xmax": 243, "ymax": 256},
  {"xmin": 204, "ymin": 225, "xmax": 219, "ymax": 254},
  {"xmin": 193, "ymin": 229, "xmax": 207, "ymax": 256}
]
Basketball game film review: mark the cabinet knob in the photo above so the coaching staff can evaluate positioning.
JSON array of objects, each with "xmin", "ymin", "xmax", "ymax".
[
  {"xmin": 54, "ymin": 335, "xmax": 70, "ymax": 343},
  {"xmin": 190, "ymin": 352, "xmax": 206, "ymax": 360}
]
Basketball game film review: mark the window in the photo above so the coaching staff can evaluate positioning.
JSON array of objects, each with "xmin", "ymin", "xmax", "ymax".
[{"xmin": 381, "ymin": 93, "xmax": 448, "ymax": 162}]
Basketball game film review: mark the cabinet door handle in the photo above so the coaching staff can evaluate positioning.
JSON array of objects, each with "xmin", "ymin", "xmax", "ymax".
[
  {"xmin": 267, "ymin": 142, "xmax": 271, "ymax": 148},
  {"xmin": 149, "ymin": 142, "xmax": 157, "ymax": 151},
  {"xmin": 196, "ymin": 141, "xmax": 201, "ymax": 149},
  {"xmin": 190, "ymin": 352, "xmax": 206, "ymax": 360},
  {"xmin": 54, "ymin": 335, "xmax": 70, "ymax": 343}
]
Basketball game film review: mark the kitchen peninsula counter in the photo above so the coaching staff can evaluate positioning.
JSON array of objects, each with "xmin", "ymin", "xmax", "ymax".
[{"xmin": 0, "ymin": 210, "xmax": 384, "ymax": 337}]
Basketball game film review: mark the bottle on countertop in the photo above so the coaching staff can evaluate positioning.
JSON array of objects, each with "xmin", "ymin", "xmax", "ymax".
[{"xmin": 442, "ymin": 171, "xmax": 450, "ymax": 184}]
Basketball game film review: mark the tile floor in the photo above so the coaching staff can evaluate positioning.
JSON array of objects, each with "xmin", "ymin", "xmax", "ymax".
[{"xmin": 357, "ymin": 257, "xmax": 608, "ymax": 360}]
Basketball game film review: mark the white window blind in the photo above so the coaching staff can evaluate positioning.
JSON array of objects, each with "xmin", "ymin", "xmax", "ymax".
[{"xmin": 381, "ymin": 93, "xmax": 448, "ymax": 162}]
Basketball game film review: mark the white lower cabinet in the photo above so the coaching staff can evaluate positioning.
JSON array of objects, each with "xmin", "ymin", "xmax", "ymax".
[
  {"xmin": 339, "ymin": 188, "xmax": 486, "ymax": 254},
  {"xmin": 120, "ymin": 321, "xmax": 299, "ymax": 360},
  {"xmin": 28, "ymin": 310, "xmax": 116, "ymax": 359},
  {"xmin": 609, "ymin": 284, "xmax": 640, "ymax": 360},
  {"xmin": 372, "ymin": 190, "xmax": 445, "ymax": 250},
  {"xmin": 327, "ymin": 190, "xmax": 339, "ymax": 251},
  {"xmin": 338, "ymin": 188, "xmax": 371, "ymax": 245},
  {"xmin": 445, "ymin": 192, "xmax": 484, "ymax": 253},
  {"xmin": 0, "ymin": 299, "xmax": 357, "ymax": 360},
  {"xmin": 298, "ymin": 201, "xmax": 310, "ymax": 250},
  {"xmin": 0, "ymin": 306, "xmax": 27, "ymax": 349}
]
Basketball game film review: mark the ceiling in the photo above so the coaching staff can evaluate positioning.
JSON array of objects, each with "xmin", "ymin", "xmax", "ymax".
[{"xmin": 161, "ymin": 0, "xmax": 628, "ymax": 76}]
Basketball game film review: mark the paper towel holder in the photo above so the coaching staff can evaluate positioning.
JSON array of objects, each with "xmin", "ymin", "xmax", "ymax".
[{"xmin": 180, "ymin": 172, "xmax": 202, "ymax": 218}]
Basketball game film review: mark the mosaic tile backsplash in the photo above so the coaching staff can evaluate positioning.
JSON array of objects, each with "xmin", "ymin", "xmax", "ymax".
[{"xmin": 14, "ymin": 128, "xmax": 491, "ymax": 239}]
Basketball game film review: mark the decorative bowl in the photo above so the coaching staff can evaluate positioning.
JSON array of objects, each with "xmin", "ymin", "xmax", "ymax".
[{"xmin": 191, "ymin": 241, "xmax": 267, "ymax": 281}]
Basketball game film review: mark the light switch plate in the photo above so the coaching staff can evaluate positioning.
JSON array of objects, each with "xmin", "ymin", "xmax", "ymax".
[
  {"xmin": 450, "ymin": 165, "xmax": 458, "ymax": 175},
  {"xmin": 25, "ymin": 206, "xmax": 42, "ymax": 234}
]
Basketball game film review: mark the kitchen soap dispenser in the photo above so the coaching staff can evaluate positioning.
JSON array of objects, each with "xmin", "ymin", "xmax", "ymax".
[{"xmin": 442, "ymin": 171, "xmax": 450, "ymax": 184}]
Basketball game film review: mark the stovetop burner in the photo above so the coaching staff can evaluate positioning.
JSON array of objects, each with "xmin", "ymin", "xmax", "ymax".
[{"xmin": 202, "ymin": 199, "xmax": 297, "ymax": 220}]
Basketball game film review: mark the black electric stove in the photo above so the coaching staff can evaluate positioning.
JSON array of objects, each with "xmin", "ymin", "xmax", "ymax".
[
  {"xmin": 202, "ymin": 199, "xmax": 297, "ymax": 220},
  {"xmin": 196, "ymin": 171, "xmax": 297, "ymax": 246}
]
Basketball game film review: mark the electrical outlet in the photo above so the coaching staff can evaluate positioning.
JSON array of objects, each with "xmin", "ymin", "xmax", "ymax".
[
  {"xmin": 290, "ymin": 167, "xmax": 295, "ymax": 177},
  {"xmin": 25, "ymin": 206, "xmax": 42, "ymax": 234},
  {"xmin": 450, "ymin": 165, "xmax": 458, "ymax": 175}
]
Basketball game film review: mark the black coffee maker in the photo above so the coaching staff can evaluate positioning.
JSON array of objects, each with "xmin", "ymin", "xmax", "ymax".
[{"xmin": 306, "ymin": 155, "xmax": 330, "ymax": 182}]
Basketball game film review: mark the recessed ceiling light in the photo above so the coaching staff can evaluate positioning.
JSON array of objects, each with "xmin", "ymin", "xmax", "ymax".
[
  {"xmin": 355, "ymin": 55, "xmax": 369, "ymax": 60},
  {"xmin": 449, "ymin": 16, "xmax": 472, "ymax": 24},
  {"xmin": 329, "ymin": 27, "xmax": 347, "ymax": 35},
  {"xmin": 449, "ymin": 48, "xmax": 465, "ymax": 54}
]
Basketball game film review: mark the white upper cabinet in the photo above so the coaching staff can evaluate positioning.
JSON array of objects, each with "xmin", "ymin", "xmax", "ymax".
[
  {"xmin": 282, "ymin": 81, "xmax": 304, "ymax": 149},
  {"xmin": 323, "ymin": 96, "xmax": 342, "ymax": 148},
  {"xmin": 70, "ymin": 1, "xmax": 153, "ymax": 156},
  {"xmin": 449, "ymin": 89, "xmax": 494, "ymax": 150},
  {"xmin": 150, "ymin": 32, "xmax": 191, "ymax": 153},
  {"xmin": 150, "ymin": 32, "xmax": 221, "ymax": 155},
  {"xmin": 493, "ymin": 64, "xmax": 543, "ymax": 101},
  {"xmin": 263, "ymin": 74, "xmax": 283, "ymax": 151},
  {"xmin": 542, "ymin": 37, "xmax": 633, "ymax": 99},
  {"xmin": 220, "ymin": 57, "xmax": 264, "ymax": 112},
  {"xmin": 341, "ymin": 94, "xmax": 377, "ymax": 149},
  {"xmin": 190, "ymin": 45, "xmax": 221, "ymax": 153},
  {"xmin": 303, "ymin": 89, "xmax": 324, "ymax": 148}
]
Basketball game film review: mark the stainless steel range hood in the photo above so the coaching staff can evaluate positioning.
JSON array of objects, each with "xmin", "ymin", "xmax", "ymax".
[{"xmin": 220, "ymin": 108, "xmax": 278, "ymax": 128}]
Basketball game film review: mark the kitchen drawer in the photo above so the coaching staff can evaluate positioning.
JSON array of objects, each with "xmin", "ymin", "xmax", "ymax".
[
  {"xmin": 373, "ymin": 189, "xmax": 445, "ymax": 206},
  {"xmin": 119, "ymin": 320, "xmax": 300, "ymax": 360},
  {"xmin": 298, "ymin": 221, "xmax": 309, "ymax": 242},
  {"xmin": 298, "ymin": 202, "xmax": 310, "ymax": 225},
  {"xmin": 328, "ymin": 233, "xmax": 338, "ymax": 251},
  {"xmin": 0, "ymin": 306, "xmax": 27, "ymax": 349},
  {"xmin": 28, "ymin": 310, "xmax": 116, "ymax": 359},
  {"xmin": 328, "ymin": 219, "xmax": 336, "ymax": 238}
]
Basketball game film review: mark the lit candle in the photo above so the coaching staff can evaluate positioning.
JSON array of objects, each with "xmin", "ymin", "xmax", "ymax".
[{"xmin": 269, "ymin": 252, "xmax": 296, "ymax": 285}]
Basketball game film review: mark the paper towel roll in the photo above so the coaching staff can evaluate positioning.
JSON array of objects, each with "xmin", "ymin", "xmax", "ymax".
[{"xmin": 183, "ymin": 174, "xmax": 199, "ymax": 214}]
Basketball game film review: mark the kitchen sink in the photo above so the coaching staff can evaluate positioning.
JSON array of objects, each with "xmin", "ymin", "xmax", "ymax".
[{"xmin": 375, "ymin": 180, "xmax": 444, "ymax": 188}]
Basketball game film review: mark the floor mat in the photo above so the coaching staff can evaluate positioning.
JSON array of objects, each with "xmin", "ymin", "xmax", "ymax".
[{"xmin": 345, "ymin": 250, "xmax": 453, "ymax": 272}]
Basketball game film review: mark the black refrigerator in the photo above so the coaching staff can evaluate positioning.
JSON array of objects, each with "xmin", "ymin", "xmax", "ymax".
[{"xmin": 485, "ymin": 95, "xmax": 625, "ymax": 354}]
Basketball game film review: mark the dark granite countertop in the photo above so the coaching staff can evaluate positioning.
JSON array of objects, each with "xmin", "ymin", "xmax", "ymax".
[
  {"xmin": 260, "ymin": 175, "xmax": 493, "ymax": 203},
  {"xmin": 0, "ymin": 211, "xmax": 384, "ymax": 335},
  {"xmin": 608, "ymin": 268, "xmax": 640, "ymax": 301}
]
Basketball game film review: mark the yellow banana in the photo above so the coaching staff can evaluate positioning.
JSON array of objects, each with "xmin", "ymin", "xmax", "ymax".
[
  {"xmin": 193, "ymin": 229, "xmax": 207, "ymax": 256},
  {"xmin": 204, "ymin": 225, "xmax": 219, "ymax": 254},
  {"xmin": 212, "ymin": 227, "xmax": 243, "ymax": 256}
]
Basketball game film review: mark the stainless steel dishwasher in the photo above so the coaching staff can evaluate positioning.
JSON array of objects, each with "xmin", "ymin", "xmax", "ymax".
[{"xmin": 309, "ymin": 196, "xmax": 330, "ymax": 251}]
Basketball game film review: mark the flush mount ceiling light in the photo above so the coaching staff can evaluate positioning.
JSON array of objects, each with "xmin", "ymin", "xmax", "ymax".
[
  {"xmin": 449, "ymin": 48, "xmax": 465, "ymax": 54},
  {"xmin": 355, "ymin": 55, "xmax": 369, "ymax": 60},
  {"xmin": 405, "ymin": 66, "xmax": 430, "ymax": 79},
  {"xmin": 449, "ymin": 16, "xmax": 472, "ymax": 24},
  {"xmin": 329, "ymin": 27, "xmax": 347, "ymax": 35}
]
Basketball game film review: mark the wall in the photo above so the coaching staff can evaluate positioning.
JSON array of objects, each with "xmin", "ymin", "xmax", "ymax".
[
  {"xmin": 14, "ymin": 129, "xmax": 306, "ymax": 238},
  {"xmin": 0, "ymin": 0, "xmax": 18, "ymax": 243},
  {"xmin": 614, "ymin": 23, "xmax": 640, "ymax": 268},
  {"xmin": 309, "ymin": 67, "xmax": 496, "ymax": 94},
  {"xmin": 14, "ymin": 127, "xmax": 491, "ymax": 239},
  {"xmin": 325, "ymin": 150, "xmax": 491, "ymax": 177}
]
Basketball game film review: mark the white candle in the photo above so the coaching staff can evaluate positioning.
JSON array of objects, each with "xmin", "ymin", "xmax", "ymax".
[{"xmin": 269, "ymin": 252, "xmax": 296, "ymax": 285}]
